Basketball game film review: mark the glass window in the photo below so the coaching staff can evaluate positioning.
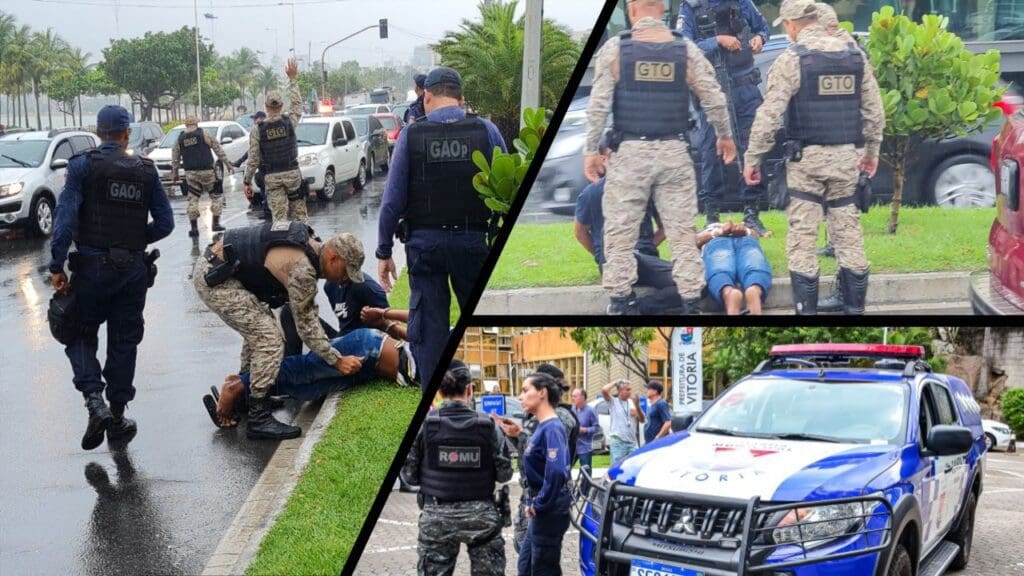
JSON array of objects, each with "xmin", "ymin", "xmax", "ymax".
[
  {"xmin": 377, "ymin": 116, "xmax": 398, "ymax": 131},
  {"xmin": 331, "ymin": 122, "xmax": 345, "ymax": 143},
  {"xmin": 595, "ymin": 400, "xmax": 610, "ymax": 415},
  {"xmin": 295, "ymin": 123, "xmax": 329, "ymax": 146},
  {"xmin": 52, "ymin": 139, "xmax": 74, "ymax": 162},
  {"xmin": 352, "ymin": 116, "xmax": 368, "ymax": 136},
  {"xmin": 71, "ymin": 136, "xmax": 96, "ymax": 154},
  {"xmin": 369, "ymin": 117, "xmax": 383, "ymax": 132},
  {"xmin": 343, "ymin": 121, "xmax": 357, "ymax": 142},
  {"xmin": 930, "ymin": 384, "xmax": 959, "ymax": 425}
]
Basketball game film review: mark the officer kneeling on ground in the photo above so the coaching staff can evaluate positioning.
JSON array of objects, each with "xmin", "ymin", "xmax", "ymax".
[
  {"xmin": 377, "ymin": 66, "xmax": 506, "ymax": 389},
  {"xmin": 193, "ymin": 223, "xmax": 367, "ymax": 440},
  {"xmin": 49, "ymin": 104, "xmax": 174, "ymax": 451},
  {"xmin": 402, "ymin": 360, "xmax": 513, "ymax": 576},
  {"xmin": 742, "ymin": 0, "xmax": 884, "ymax": 315}
]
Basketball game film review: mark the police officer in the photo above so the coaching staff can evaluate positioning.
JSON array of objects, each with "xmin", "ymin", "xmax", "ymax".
[
  {"xmin": 193, "ymin": 225, "xmax": 369, "ymax": 439},
  {"xmin": 377, "ymin": 66, "xmax": 506, "ymax": 389},
  {"xmin": 405, "ymin": 73, "xmax": 427, "ymax": 124},
  {"xmin": 244, "ymin": 58, "xmax": 306, "ymax": 223},
  {"xmin": 49, "ymin": 105, "xmax": 174, "ymax": 450},
  {"xmin": 742, "ymin": 0, "xmax": 884, "ymax": 315},
  {"xmin": 585, "ymin": 0, "xmax": 737, "ymax": 315},
  {"xmin": 680, "ymin": 0, "xmax": 771, "ymax": 234},
  {"xmin": 402, "ymin": 360, "xmax": 513, "ymax": 575},
  {"xmin": 172, "ymin": 116, "xmax": 233, "ymax": 237}
]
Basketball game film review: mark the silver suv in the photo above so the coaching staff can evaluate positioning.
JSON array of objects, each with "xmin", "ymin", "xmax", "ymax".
[{"xmin": 0, "ymin": 130, "xmax": 100, "ymax": 237}]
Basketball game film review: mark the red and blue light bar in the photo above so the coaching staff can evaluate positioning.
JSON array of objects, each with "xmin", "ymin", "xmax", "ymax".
[{"xmin": 770, "ymin": 344, "xmax": 925, "ymax": 360}]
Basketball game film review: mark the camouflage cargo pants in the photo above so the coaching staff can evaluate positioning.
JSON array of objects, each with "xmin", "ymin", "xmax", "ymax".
[
  {"xmin": 785, "ymin": 146, "xmax": 869, "ymax": 276},
  {"xmin": 603, "ymin": 140, "xmax": 703, "ymax": 300},
  {"xmin": 184, "ymin": 169, "xmax": 223, "ymax": 221},
  {"xmin": 192, "ymin": 257, "xmax": 284, "ymax": 398},
  {"xmin": 265, "ymin": 168, "xmax": 308, "ymax": 223},
  {"xmin": 418, "ymin": 500, "xmax": 504, "ymax": 576}
]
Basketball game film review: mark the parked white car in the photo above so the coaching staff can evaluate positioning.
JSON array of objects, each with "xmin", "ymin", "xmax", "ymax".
[
  {"xmin": 0, "ymin": 130, "xmax": 100, "ymax": 236},
  {"xmin": 297, "ymin": 116, "xmax": 365, "ymax": 200},
  {"xmin": 982, "ymin": 419, "xmax": 1015, "ymax": 451},
  {"xmin": 148, "ymin": 121, "xmax": 249, "ymax": 196}
]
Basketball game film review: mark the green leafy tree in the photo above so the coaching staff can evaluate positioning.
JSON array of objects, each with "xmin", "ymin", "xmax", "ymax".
[
  {"xmin": 865, "ymin": 7, "xmax": 1004, "ymax": 234},
  {"xmin": 562, "ymin": 327, "xmax": 655, "ymax": 383},
  {"xmin": 102, "ymin": 27, "xmax": 213, "ymax": 120},
  {"xmin": 435, "ymin": 0, "xmax": 581, "ymax": 145},
  {"xmin": 1003, "ymin": 389, "xmax": 1024, "ymax": 439}
]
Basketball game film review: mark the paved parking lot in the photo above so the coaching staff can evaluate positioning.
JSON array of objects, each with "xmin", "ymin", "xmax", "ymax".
[{"xmin": 356, "ymin": 451, "xmax": 1024, "ymax": 575}]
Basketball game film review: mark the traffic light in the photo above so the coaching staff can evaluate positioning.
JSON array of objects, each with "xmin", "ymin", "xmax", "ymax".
[{"xmin": 379, "ymin": 18, "xmax": 388, "ymax": 39}]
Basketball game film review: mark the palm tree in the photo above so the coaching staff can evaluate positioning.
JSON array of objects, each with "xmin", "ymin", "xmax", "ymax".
[
  {"xmin": 254, "ymin": 65, "xmax": 278, "ymax": 109},
  {"xmin": 0, "ymin": 12, "xmax": 17, "ymax": 124},
  {"xmin": 25, "ymin": 28, "xmax": 67, "ymax": 129},
  {"xmin": 434, "ymin": 0, "xmax": 580, "ymax": 144},
  {"xmin": 3, "ymin": 25, "xmax": 34, "ymax": 128}
]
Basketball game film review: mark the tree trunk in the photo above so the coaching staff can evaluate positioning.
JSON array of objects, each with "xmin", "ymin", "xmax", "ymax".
[
  {"xmin": 78, "ymin": 94, "xmax": 83, "ymax": 127},
  {"xmin": 141, "ymin": 101, "xmax": 152, "ymax": 121},
  {"xmin": 46, "ymin": 94, "xmax": 53, "ymax": 130},
  {"xmin": 32, "ymin": 78, "xmax": 42, "ymax": 130},
  {"xmin": 886, "ymin": 141, "xmax": 907, "ymax": 235},
  {"xmin": 23, "ymin": 90, "xmax": 30, "ymax": 128}
]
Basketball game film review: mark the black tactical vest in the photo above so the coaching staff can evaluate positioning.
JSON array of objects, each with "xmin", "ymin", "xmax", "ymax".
[
  {"xmin": 258, "ymin": 117, "xmax": 298, "ymax": 174},
  {"xmin": 77, "ymin": 149, "xmax": 156, "ymax": 251},
  {"xmin": 613, "ymin": 31, "xmax": 691, "ymax": 137},
  {"xmin": 224, "ymin": 222, "xmax": 320, "ymax": 308},
  {"xmin": 405, "ymin": 118, "xmax": 492, "ymax": 229},
  {"xmin": 786, "ymin": 44, "xmax": 865, "ymax": 146},
  {"xmin": 419, "ymin": 404, "xmax": 496, "ymax": 501},
  {"xmin": 178, "ymin": 129, "xmax": 213, "ymax": 171}
]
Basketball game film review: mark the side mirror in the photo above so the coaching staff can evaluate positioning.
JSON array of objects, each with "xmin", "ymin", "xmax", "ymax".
[
  {"xmin": 925, "ymin": 425, "xmax": 974, "ymax": 456},
  {"xmin": 670, "ymin": 413, "xmax": 696, "ymax": 433},
  {"xmin": 333, "ymin": 138, "xmax": 346, "ymax": 147},
  {"xmin": 220, "ymin": 136, "xmax": 233, "ymax": 145},
  {"xmin": 50, "ymin": 158, "xmax": 69, "ymax": 170}
]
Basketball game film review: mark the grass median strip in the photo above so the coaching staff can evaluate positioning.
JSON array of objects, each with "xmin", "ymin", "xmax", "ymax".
[
  {"xmin": 246, "ymin": 381, "xmax": 420, "ymax": 576},
  {"xmin": 488, "ymin": 206, "xmax": 994, "ymax": 290}
]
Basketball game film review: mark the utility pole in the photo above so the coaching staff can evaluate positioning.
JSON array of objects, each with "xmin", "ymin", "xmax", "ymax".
[
  {"xmin": 321, "ymin": 19, "xmax": 388, "ymax": 103},
  {"xmin": 193, "ymin": 0, "xmax": 203, "ymax": 119},
  {"xmin": 520, "ymin": 0, "xmax": 543, "ymax": 126}
]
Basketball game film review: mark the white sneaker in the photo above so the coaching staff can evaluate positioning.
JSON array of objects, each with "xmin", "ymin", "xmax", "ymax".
[{"xmin": 396, "ymin": 341, "xmax": 417, "ymax": 388}]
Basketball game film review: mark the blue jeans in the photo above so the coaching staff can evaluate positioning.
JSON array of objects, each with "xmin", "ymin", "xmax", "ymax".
[
  {"xmin": 575, "ymin": 452, "xmax": 593, "ymax": 469},
  {"xmin": 610, "ymin": 436, "xmax": 637, "ymax": 468},
  {"xmin": 239, "ymin": 329, "xmax": 384, "ymax": 400},
  {"xmin": 518, "ymin": 509, "xmax": 571, "ymax": 576},
  {"xmin": 66, "ymin": 253, "xmax": 149, "ymax": 405},
  {"xmin": 696, "ymin": 83, "xmax": 765, "ymax": 204},
  {"xmin": 702, "ymin": 236, "xmax": 772, "ymax": 305}
]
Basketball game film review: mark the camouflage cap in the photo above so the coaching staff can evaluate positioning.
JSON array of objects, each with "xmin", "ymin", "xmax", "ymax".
[
  {"xmin": 266, "ymin": 91, "xmax": 284, "ymax": 108},
  {"xmin": 327, "ymin": 232, "xmax": 365, "ymax": 283},
  {"xmin": 816, "ymin": 2, "xmax": 839, "ymax": 29},
  {"xmin": 184, "ymin": 115, "xmax": 199, "ymax": 126},
  {"xmin": 773, "ymin": 0, "xmax": 819, "ymax": 26}
]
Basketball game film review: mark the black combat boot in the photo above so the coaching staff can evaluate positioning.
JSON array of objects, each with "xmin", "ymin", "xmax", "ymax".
[
  {"xmin": 246, "ymin": 397, "xmax": 301, "ymax": 440},
  {"xmin": 680, "ymin": 297, "xmax": 702, "ymax": 315},
  {"xmin": 839, "ymin": 267, "xmax": 870, "ymax": 316},
  {"xmin": 82, "ymin": 392, "xmax": 112, "ymax": 451},
  {"xmin": 607, "ymin": 293, "xmax": 640, "ymax": 316},
  {"xmin": 743, "ymin": 203, "xmax": 770, "ymax": 237},
  {"xmin": 818, "ymin": 274, "xmax": 844, "ymax": 313},
  {"xmin": 188, "ymin": 219, "xmax": 199, "ymax": 238},
  {"xmin": 790, "ymin": 271, "xmax": 819, "ymax": 315},
  {"xmin": 211, "ymin": 215, "xmax": 225, "ymax": 232},
  {"xmin": 704, "ymin": 201, "xmax": 720, "ymax": 225},
  {"xmin": 106, "ymin": 402, "xmax": 137, "ymax": 445}
]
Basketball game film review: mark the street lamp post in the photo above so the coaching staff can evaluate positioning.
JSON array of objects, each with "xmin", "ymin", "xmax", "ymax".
[
  {"xmin": 520, "ymin": 0, "xmax": 543, "ymax": 126},
  {"xmin": 320, "ymin": 19, "xmax": 388, "ymax": 104},
  {"xmin": 193, "ymin": 0, "xmax": 203, "ymax": 119},
  {"xmin": 265, "ymin": 28, "xmax": 279, "ymax": 62},
  {"xmin": 204, "ymin": 12, "xmax": 218, "ymax": 46}
]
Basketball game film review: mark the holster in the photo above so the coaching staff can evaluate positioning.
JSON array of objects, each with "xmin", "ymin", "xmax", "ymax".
[
  {"xmin": 396, "ymin": 218, "xmax": 410, "ymax": 243},
  {"xmin": 48, "ymin": 291, "xmax": 81, "ymax": 345},
  {"xmin": 783, "ymin": 139, "xmax": 803, "ymax": 162},
  {"xmin": 210, "ymin": 177, "xmax": 224, "ymax": 198},
  {"xmin": 187, "ymin": 180, "xmax": 202, "ymax": 198},
  {"xmin": 495, "ymin": 485, "xmax": 512, "ymax": 528},
  {"xmin": 287, "ymin": 180, "xmax": 308, "ymax": 201},
  {"xmin": 766, "ymin": 160, "xmax": 789, "ymax": 210},
  {"xmin": 145, "ymin": 249, "xmax": 161, "ymax": 288},
  {"xmin": 606, "ymin": 130, "xmax": 624, "ymax": 153},
  {"xmin": 855, "ymin": 171, "xmax": 873, "ymax": 213},
  {"xmin": 203, "ymin": 244, "xmax": 238, "ymax": 288}
]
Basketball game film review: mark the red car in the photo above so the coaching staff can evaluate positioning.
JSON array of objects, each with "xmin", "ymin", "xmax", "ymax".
[
  {"xmin": 372, "ymin": 113, "xmax": 402, "ymax": 151},
  {"xmin": 971, "ymin": 111, "xmax": 1024, "ymax": 314}
]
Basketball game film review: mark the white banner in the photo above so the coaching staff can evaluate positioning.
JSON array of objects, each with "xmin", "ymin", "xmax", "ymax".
[{"xmin": 671, "ymin": 327, "xmax": 703, "ymax": 414}]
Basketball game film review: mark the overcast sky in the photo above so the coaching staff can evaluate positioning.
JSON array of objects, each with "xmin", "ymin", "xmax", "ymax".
[{"xmin": 4, "ymin": 0, "xmax": 605, "ymax": 68}]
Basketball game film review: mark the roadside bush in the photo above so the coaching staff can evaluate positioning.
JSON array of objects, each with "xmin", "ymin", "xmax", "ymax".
[{"xmin": 1003, "ymin": 388, "xmax": 1024, "ymax": 437}]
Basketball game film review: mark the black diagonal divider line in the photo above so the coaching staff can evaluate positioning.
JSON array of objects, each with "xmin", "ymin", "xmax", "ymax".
[{"xmin": 338, "ymin": 2, "xmax": 621, "ymax": 574}]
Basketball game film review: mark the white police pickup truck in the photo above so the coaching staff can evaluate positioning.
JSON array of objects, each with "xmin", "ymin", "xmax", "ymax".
[{"xmin": 576, "ymin": 344, "xmax": 986, "ymax": 576}]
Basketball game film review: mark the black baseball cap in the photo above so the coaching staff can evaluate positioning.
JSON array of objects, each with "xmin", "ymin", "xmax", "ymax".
[
  {"xmin": 96, "ymin": 105, "xmax": 132, "ymax": 134},
  {"xmin": 414, "ymin": 73, "xmax": 427, "ymax": 89},
  {"xmin": 424, "ymin": 66, "xmax": 462, "ymax": 89}
]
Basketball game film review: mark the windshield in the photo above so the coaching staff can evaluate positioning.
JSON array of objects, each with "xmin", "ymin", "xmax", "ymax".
[
  {"xmin": 377, "ymin": 116, "xmax": 398, "ymax": 130},
  {"xmin": 160, "ymin": 127, "xmax": 217, "ymax": 148},
  {"xmin": 128, "ymin": 127, "xmax": 143, "ymax": 147},
  {"xmin": 696, "ymin": 378, "xmax": 908, "ymax": 445},
  {"xmin": 347, "ymin": 105, "xmax": 378, "ymax": 116},
  {"xmin": 296, "ymin": 123, "xmax": 329, "ymax": 146},
  {"xmin": 0, "ymin": 140, "xmax": 50, "ymax": 167},
  {"xmin": 237, "ymin": 116, "xmax": 254, "ymax": 131},
  {"xmin": 352, "ymin": 117, "xmax": 368, "ymax": 136}
]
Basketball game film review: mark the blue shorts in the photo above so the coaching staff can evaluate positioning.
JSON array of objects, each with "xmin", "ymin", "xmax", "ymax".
[{"xmin": 702, "ymin": 236, "xmax": 772, "ymax": 305}]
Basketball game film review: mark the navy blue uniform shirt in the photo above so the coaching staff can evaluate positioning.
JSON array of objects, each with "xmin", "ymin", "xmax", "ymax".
[
  {"xmin": 323, "ymin": 276, "xmax": 390, "ymax": 335},
  {"xmin": 678, "ymin": 0, "xmax": 770, "ymax": 76},
  {"xmin": 644, "ymin": 398, "xmax": 673, "ymax": 444},
  {"xmin": 50, "ymin": 142, "xmax": 174, "ymax": 273},
  {"xmin": 574, "ymin": 178, "xmax": 660, "ymax": 266},
  {"xmin": 376, "ymin": 104, "xmax": 507, "ymax": 260},
  {"xmin": 522, "ymin": 416, "xmax": 571, "ymax": 515}
]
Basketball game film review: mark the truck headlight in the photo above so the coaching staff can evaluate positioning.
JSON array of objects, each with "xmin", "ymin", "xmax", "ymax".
[
  {"xmin": 299, "ymin": 153, "xmax": 320, "ymax": 167},
  {"xmin": 0, "ymin": 182, "xmax": 25, "ymax": 197},
  {"xmin": 772, "ymin": 502, "xmax": 866, "ymax": 546}
]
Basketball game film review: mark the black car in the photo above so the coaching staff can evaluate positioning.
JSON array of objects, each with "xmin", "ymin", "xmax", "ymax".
[
  {"xmin": 537, "ymin": 36, "xmax": 1017, "ymax": 215},
  {"xmin": 348, "ymin": 114, "xmax": 391, "ymax": 177},
  {"xmin": 127, "ymin": 121, "xmax": 164, "ymax": 158}
]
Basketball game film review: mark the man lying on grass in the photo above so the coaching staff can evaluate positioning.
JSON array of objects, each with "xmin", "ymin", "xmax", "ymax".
[{"xmin": 203, "ymin": 325, "xmax": 416, "ymax": 428}]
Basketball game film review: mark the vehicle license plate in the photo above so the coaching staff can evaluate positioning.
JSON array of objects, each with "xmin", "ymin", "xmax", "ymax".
[{"xmin": 630, "ymin": 558, "xmax": 705, "ymax": 576}]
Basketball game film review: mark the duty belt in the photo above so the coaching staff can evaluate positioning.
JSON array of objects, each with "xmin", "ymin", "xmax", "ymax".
[
  {"xmin": 423, "ymin": 495, "xmax": 476, "ymax": 505},
  {"xmin": 411, "ymin": 222, "xmax": 489, "ymax": 232},
  {"xmin": 729, "ymin": 70, "xmax": 761, "ymax": 87},
  {"xmin": 618, "ymin": 132, "xmax": 688, "ymax": 142},
  {"xmin": 789, "ymin": 189, "xmax": 858, "ymax": 210}
]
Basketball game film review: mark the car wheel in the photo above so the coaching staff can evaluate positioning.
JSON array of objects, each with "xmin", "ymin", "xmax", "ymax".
[
  {"xmin": 985, "ymin": 433, "xmax": 996, "ymax": 452},
  {"xmin": 368, "ymin": 152, "xmax": 377, "ymax": 179},
  {"xmin": 353, "ymin": 161, "xmax": 366, "ymax": 191},
  {"xmin": 948, "ymin": 491, "xmax": 976, "ymax": 570},
  {"xmin": 29, "ymin": 195, "xmax": 55, "ymax": 237},
  {"xmin": 317, "ymin": 168, "xmax": 336, "ymax": 201},
  {"xmin": 929, "ymin": 154, "xmax": 996, "ymax": 208},
  {"xmin": 886, "ymin": 544, "xmax": 912, "ymax": 576}
]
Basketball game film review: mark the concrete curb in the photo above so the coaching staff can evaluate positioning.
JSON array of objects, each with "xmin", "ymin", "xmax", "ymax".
[
  {"xmin": 201, "ymin": 392, "xmax": 341, "ymax": 576},
  {"xmin": 477, "ymin": 271, "xmax": 972, "ymax": 315}
]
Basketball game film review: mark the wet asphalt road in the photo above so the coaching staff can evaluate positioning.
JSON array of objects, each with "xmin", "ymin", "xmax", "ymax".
[{"xmin": 0, "ymin": 171, "xmax": 400, "ymax": 576}]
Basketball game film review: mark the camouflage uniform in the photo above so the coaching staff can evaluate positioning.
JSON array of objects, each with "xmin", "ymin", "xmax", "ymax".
[
  {"xmin": 171, "ymin": 130, "xmax": 230, "ymax": 221},
  {"xmin": 191, "ymin": 243, "xmax": 339, "ymax": 397},
  {"xmin": 587, "ymin": 17, "xmax": 734, "ymax": 304},
  {"xmin": 401, "ymin": 400, "xmax": 514, "ymax": 576},
  {"xmin": 244, "ymin": 79, "xmax": 306, "ymax": 223},
  {"xmin": 744, "ymin": 23, "xmax": 884, "ymax": 279}
]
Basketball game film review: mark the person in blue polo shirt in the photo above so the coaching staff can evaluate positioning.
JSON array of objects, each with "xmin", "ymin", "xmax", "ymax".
[{"xmin": 376, "ymin": 66, "xmax": 506, "ymax": 391}]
